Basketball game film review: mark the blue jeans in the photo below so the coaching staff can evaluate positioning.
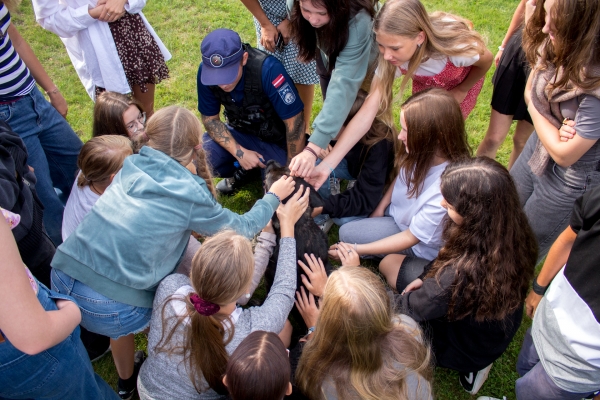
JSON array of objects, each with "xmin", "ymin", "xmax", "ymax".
[
  {"xmin": 314, "ymin": 158, "xmax": 365, "ymax": 226},
  {"xmin": 510, "ymin": 131, "xmax": 600, "ymax": 262},
  {"xmin": 0, "ymin": 86, "xmax": 82, "ymax": 246},
  {"xmin": 51, "ymin": 269, "xmax": 152, "ymax": 340},
  {"xmin": 202, "ymin": 128, "xmax": 287, "ymax": 177},
  {"xmin": 515, "ymin": 329, "xmax": 596, "ymax": 400},
  {"xmin": 0, "ymin": 281, "xmax": 118, "ymax": 400}
]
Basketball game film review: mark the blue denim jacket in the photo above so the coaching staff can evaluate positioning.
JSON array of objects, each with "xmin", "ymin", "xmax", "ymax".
[{"xmin": 52, "ymin": 146, "xmax": 279, "ymax": 308}]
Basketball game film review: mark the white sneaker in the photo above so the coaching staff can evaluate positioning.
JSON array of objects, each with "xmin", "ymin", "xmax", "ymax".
[
  {"xmin": 459, "ymin": 363, "xmax": 493, "ymax": 394},
  {"xmin": 316, "ymin": 215, "xmax": 334, "ymax": 234}
]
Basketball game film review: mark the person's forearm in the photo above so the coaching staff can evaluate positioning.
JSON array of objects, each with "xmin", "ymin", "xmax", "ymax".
[
  {"xmin": 239, "ymin": 0, "xmax": 272, "ymax": 27},
  {"xmin": 536, "ymin": 226, "xmax": 576, "ymax": 286},
  {"xmin": 356, "ymin": 229, "xmax": 419, "ymax": 256},
  {"xmin": 321, "ymin": 87, "xmax": 382, "ymax": 169},
  {"xmin": 500, "ymin": 0, "xmax": 526, "ymax": 48},
  {"xmin": 201, "ymin": 115, "xmax": 239, "ymax": 156},
  {"xmin": 8, "ymin": 24, "xmax": 58, "ymax": 94},
  {"xmin": 453, "ymin": 50, "xmax": 493, "ymax": 97},
  {"xmin": 285, "ymin": 111, "xmax": 306, "ymax": 163},
  {"xmin": 237, "ymin": 231, "xmax": 276, "ymax": 305}
]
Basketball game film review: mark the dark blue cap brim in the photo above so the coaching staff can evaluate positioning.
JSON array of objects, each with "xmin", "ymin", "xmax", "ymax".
[{"xmin": 201, "ymin": 62, "xmax": 240, "ymax": 86}]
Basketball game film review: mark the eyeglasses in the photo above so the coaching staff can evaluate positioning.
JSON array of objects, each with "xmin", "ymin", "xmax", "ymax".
[{"xmin": 126, "ymin": 112, "xmax": 146, "ymax": 134}]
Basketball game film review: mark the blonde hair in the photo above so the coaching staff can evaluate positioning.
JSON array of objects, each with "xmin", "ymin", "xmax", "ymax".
[
  {"xmin": 373, "ymin": 0, "xmax": 485, "ymax": 126},
  {"xmin": 296, "ymin": 267, "xmax": 433, "ymax": 400},
  {"xmin": 156, "ymin": 231, "xmax": 254, "ymax": 394},
  {"xmin": 76, "ymin": 135, "xmax": 133, "ymax": 187},
  {"xmin": 145, "ymin": 106, "xmax": 217, "ymax": 197}
]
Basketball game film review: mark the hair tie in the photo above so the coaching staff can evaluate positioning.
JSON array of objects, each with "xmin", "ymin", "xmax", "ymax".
[
  {"xmin": 194, "ymin": 143, "xmax": 203, "ymax": 150},
  {"xmin": 189, "ymin": 293, "xmax": 220, "ymax": 316}
]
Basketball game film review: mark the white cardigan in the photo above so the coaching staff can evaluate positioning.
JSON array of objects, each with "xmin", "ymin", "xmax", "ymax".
[{"xmin": 32, "ymin": 0, "xmax": 171, "ymax": 99}]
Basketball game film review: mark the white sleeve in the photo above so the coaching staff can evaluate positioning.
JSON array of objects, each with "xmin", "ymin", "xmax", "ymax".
[
  {"xmin": 448, "ymin": 52, "xmax": 480, "ymax": 68},
  {"xmin": 32, "ymin": 0, "xmax": 96, "ymax": 38}
]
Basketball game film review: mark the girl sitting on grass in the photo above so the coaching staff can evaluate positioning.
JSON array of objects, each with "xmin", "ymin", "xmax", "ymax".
[
  {"xmin": 330, "ymin": 88, "xmax": 471, "ymax": 267},
  {"xmin": 137, "ymin": 188, "xmax": 309, "ymax": 398},
  {"xmin": 294, "ymin": 266, "xmax": 433, "ymax": 399},
  {"xmin": 393, "ymin": 157, "xmax": 537, "ymax": 395}
]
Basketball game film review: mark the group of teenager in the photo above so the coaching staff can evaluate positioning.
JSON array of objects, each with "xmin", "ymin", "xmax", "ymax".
[{"xmin": 1, "ymin": 0, "xmax": 599, "ymax": 398}]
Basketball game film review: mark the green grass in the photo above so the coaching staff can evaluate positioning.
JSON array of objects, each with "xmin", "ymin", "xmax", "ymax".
[{"xmin": 13, "ymin": 0, "xmax": 526, "ymax": 398}]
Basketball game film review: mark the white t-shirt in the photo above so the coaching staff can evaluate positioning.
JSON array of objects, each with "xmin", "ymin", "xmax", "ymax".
[
  {"xmin": 61, "ymin": 173, "xmax": 100, "ymax": 240},
  {"xmin": 396, "ymin": 53, "xmax": 480, "ymax": 77},
  {"xmin": 389, "ymin": 162, "xmax": 448, "ymax": 260}
]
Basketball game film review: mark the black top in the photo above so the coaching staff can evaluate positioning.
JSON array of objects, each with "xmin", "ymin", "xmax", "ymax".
[
  {"xmin": 396, "ymin": 263, "xmax": 523, "ymax": 372},
  {"xmin": 322, "ymin": 138, "xmax": 394, "ymax": 218},
  {"xmin": 566, "ymin": 187, "xmax": 600, "ymax": 323}
]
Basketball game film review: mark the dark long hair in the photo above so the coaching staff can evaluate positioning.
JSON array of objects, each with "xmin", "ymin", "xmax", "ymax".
[
  {"xmin": 426, "ymin": 157, "xmax": 537, "ymax": 322},
  {"xmin": 344, "ymin": 89, "xmax": 396, "ymax": 187},
  {"xmin": 225, "ymin": 331, "xmax": 290, "ymax": 400},
  {"xmin": 397, "ymin": 88, "xmax": 471, "ymax": 198},
  {"xmin": 290, "ymin": 0, "xmax": 376, "ymax": 70},
  {"xmin": 523, "ymin": 0, "xmax": 600, "ymax": 92}
]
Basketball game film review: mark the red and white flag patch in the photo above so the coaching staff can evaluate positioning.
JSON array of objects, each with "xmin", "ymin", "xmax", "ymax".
[{"xmin": 272, "ymin": 74, "xmax": 285, "ymax": 88}]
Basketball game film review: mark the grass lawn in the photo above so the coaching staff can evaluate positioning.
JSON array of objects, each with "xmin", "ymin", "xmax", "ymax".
[{"xmin": 14, "ymin": 0, "xmax": 529, "ymax": 398}]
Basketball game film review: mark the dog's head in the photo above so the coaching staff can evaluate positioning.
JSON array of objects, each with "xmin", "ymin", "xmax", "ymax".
[{"xmin": 264, "ymin": 160, "xmax": 324, "ymax": 214}]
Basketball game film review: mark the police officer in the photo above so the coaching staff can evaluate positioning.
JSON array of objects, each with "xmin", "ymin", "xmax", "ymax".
[{"xmin": 197, "ymin": 28, "xmax": 305, "ymax": 194}]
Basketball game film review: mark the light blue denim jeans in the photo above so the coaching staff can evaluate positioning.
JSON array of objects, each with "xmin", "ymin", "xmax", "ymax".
[
  {"xmin": 51, "ymin": 269, "xmax": 152, "ymax": 340},
  {"xmin": 0, "ymin": 86, "xmax": 82, "ymax": 246},
  {"xmin": 510, "ymin": 131, "xmax": 600, "ymax": 262},
  {"xmin": 314, "ymin": 158, "xmax": 366, "ymax": 226},
  {"xmin": 0, "ymin": 280, "xmax": 119, "ymax": 400}
]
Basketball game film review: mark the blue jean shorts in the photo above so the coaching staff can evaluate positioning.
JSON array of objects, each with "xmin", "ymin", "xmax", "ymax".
[{"xmin": 51, "ymin": 269, "xmax": 152, "ymax": 339}]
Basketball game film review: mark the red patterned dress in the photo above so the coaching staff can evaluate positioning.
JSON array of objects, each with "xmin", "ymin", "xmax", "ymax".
[{"xmin": 400, "ymin": 58, "xmax": 484, "ymax": 119}]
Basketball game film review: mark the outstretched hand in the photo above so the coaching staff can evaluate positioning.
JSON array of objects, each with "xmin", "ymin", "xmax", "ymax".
[
  {"xmin": 276, "ymin": 185, "xmax": 310, "ymax": 226},
  {"xmin": 298, "ymin": 253, "xmax": 328, "ymax": 298},
  {"xmin": 295, "ymin": 287, "xmax": 319, "ymax": 329},
  {"xmin": 306, "ymin": 162, "xmax": 330, "ymax": 191},
  {"xmin": 268, "ymin": 175, "xmax": 295, "ymax": 201},
  {"xmin": 335, "ymin": 242, "xmax": 360, "ymax": 267}
]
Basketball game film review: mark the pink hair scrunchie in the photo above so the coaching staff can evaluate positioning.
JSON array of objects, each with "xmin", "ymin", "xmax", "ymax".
[{"xmin": 189, "ymin": 293, "xmax": 220, "ymax": 316}]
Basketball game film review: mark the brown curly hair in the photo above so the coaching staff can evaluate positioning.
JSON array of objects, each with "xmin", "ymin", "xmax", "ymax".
[{"xmin": 425, "ymin": 157, "xmax": 537, "ymax": 322}]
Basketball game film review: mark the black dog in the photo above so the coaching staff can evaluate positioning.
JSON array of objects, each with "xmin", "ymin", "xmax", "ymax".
[{"xmin": 263, "ymin": 160, "xmax": 332, "ymax": 300}]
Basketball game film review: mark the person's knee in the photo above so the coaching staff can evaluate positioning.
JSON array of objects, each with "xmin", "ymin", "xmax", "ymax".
[{"xmin": 379, "ymin": 255, "xmax": 399, "ymax": 288}]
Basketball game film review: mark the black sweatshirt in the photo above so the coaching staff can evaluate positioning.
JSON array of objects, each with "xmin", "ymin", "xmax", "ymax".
[
  {"xmin": 322, "ymin": 139, "xmax": 394, "ymax": 218},
  {"xmin": 396, "ymin": 263, "xmax": 523, "ymax": 372}
]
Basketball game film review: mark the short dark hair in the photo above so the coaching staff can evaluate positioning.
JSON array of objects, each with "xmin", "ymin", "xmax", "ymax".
[{"xmin": 225, "ymin": 331, "xmax": 290, "ymax": 400}]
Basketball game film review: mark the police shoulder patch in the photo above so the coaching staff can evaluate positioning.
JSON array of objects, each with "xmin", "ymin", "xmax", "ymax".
[{"xmin": 277, "ymin": 82, "xmax": 296, "ymax": 105}]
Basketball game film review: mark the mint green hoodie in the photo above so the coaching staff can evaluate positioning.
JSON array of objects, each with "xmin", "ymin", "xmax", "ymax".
[
  {"xmin": 287, "ymin": 0, "xmax": 379, "ymax": 149},
  {"xmin": 52, "ymin": 146, "xmax": 279, "ymax": 308}
]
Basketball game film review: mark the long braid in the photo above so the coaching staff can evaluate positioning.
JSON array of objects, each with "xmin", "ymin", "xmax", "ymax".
[{"xmin": 194, "ymin": 147, "xmax": 217, "ymax": 199}]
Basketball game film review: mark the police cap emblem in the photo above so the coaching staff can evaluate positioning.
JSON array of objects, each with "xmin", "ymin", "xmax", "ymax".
[{"xmin": 210, "ymin": 54, "xmax": 223, "ymax": 67}]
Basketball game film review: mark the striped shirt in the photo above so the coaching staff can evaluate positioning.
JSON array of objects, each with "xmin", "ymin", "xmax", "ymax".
[{"xmin": 0, "ymin": 3, "xmax": 35, "ymax": 102}]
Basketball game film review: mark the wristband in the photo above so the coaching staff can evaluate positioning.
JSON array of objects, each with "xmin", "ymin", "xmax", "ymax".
[
  {"xmin": 304, "ymin": 326, "xmax": 315, "ymax": 338},
  {"xmin": 266, "ymin": 191, "xmax": 281, "ymax": 203},
  {"xmin": 498, "ymin": 46, "xmax": 505, "ymax": 51},
  {"xmin": 303, "ymin": 146, "xmax": 318, "ymax": 159},
  {"xmin": 532, "ymin": 276, "xmax": 548, "ymax": 296}
]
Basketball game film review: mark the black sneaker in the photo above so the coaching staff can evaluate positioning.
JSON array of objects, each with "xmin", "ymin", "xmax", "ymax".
[
  {"xmin": 459, "ymin": 363, "xmax": 492, "ymax": 395},
  {"xmin": 117, "ymin": 350, "xmax": 146, "ymax": 400},
  {"xmin": 216, "ymin": 167, "xmax": 261, "ymax": 195}
]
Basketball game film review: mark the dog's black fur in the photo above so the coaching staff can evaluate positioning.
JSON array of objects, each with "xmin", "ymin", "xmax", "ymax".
[{"xmin": 263, "ymin": 160, "xmax": 332, "ymax": 297}]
